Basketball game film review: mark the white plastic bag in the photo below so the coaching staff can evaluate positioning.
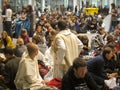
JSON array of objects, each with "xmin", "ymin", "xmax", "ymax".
[
  {"xmin": 44, "ymin": 68, "xmax": 53, "ymax": 82},
  {"xmin": 104, "ymin": 77, "xmax": 117, "ymax": 89}
]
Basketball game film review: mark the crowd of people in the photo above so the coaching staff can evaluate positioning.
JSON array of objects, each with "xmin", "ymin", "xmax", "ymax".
[{"xmin": 0, "ymin": 0, "xmax": 120, "ymax": 89}]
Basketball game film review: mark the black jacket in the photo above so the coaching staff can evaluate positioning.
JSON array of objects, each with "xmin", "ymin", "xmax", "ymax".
[
  {"xmin": 61, "ymin": 66, "xmax": 100, "ymax": 90},
  {"xmin": 5, "ymin": 56, "xmax": 21, "ymax": 90},
  {"xmin": 87, "ymin": 55, "xmax": 108, "ymax": 85}
]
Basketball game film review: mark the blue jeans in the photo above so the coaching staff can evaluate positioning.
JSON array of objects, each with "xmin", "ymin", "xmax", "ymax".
[{"xmin": 15, "ymin": 20, "xmax": 23, "ymax": 38}]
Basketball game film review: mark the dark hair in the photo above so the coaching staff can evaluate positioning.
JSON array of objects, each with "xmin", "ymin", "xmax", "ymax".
[
  {"xmin": 102, "ymin": 47, "xmax": 112, "ymax": 57},
  {"xmin": 111, "ymin": 3, "xmax": 116, "ymax": 9},
  {"xmin": 73, "ymin": 57, "xmax": 87, "ymax": 69},
  {"xmin": 105, "ymin": 42, "xmax": 116, "ymax": 49},
  {"xmin": 98, "ymin": 27, "xmax": 104, "ymax": 31},
  {"xmin": 4, "ymin": 47, "xmax": 14, "ymax": 55},
  {"xmin": 6, "ymin": 4, "xmax": 11, "ymax": 9},
  {"xmin": 27, "ymin": 5, "xmax": 33, "ymax": 12},
  {"xmin": 32, "ymin": 35, "xmax": 41, "ymax": 44},
  {"xmin": 35, "ymin": 25, "xmax": 42, "ymax": 31},
  {"xmin": 22, "ymin": 6, "xmax": 28, "ymax": 12},
  {"xmin": 107, "ymin": 35, "xmax": 114, "ymax": 42},
  {"xmin": 57, "ymin": 20, "xmax": 68, "ymax": 30}
]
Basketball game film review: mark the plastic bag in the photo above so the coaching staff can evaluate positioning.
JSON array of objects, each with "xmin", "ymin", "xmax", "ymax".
[
  {"xmin": 44, "ymin": 68, "xmax": 53, "ymax": 82},
  {"xmin": 104, "ymin": 77, "xmax": 117, "ymax": 89}
]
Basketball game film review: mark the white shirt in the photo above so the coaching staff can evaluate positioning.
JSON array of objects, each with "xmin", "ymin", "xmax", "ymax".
[
  {"xmin": 5, "ymin": 8, "xmax": 12, "ymax": 21},
  {"xmin": 15, "ymin": 51, "xmax": 45, "ymax": 89}
]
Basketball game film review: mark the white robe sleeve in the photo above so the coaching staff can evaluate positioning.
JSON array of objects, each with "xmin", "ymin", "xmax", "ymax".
[{"xmin": 55, "ymin": 37, "xmax": 66, "ymax": 63}]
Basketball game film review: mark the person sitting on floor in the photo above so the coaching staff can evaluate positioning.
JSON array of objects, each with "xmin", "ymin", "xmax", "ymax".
[{"xmin": 61, "ymin": 57, "xmax": 100, "ymax": 90}]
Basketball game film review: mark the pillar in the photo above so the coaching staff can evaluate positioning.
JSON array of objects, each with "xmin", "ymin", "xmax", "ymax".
[
  {"xmin": 0, "ymin": 0, "xmax": 1, "ymax": 9},
  {"xmin": 41, "ymin": 0, "xmax": 45, "ymax": 12},
  {"xmin": 73, "ymin": 0, "xmax": 77, "ymax": 12},
  {"xmin": 100, "ymin": 0, "xmax": 103, "ymax": 7},
  {"xmin": 64, "ymin": 0, "xmax": 68, "ymax": 8},
  {"xmin": 48, "ymin": 0, "xmax": 51, "ymax": 10},
  {"xmin": 83, "ymin": 0, "xmax": 86, "ymax": 6},
  {"xmin": 109, "ymin": 0, "xmax": 114, "ymax": 13},
  {"xmin": 30, "ymin": 0, "xmax": 34, "ymax": 5}
]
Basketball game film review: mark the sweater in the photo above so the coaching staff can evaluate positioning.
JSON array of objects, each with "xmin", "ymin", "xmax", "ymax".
[{"xmin": 61, "ymin": 67, "xmax": 100, "ymax": 90}]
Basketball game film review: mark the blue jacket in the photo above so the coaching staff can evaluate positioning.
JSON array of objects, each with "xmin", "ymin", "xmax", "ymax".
[{"xmin": 87, "ymin": 55, "xmax": 108, "ymax": 85}]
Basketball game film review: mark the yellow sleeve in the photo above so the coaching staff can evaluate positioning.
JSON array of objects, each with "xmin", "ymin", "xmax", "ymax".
[{"xmin": 6, "ymin": 36, "xmax": 15, "ymax": 48}]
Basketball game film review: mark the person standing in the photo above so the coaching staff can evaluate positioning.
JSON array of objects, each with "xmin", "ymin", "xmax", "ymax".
[
  {"xmin": 4, "ymin": 4, "xmax": 12, "ymax": 37},
  {"xmin": 2, "ymin": 0, "xmax": 9, "ymax": 31},
  {"xmin": 52, "ymin": 20, "xmax": 83, "ymax": 78},
  {"xmin": 75, "ymin": 5, "xmax": 78, "ymax": 15},
  {"xmin": 110, "ymin": 3, "xmax": 117, "ymax": 30},
  {"xmin": 27, "ymin": 5, "xmax": 36, "ymax": 37}
]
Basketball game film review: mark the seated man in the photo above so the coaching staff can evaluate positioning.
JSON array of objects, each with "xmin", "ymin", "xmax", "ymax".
[
  {"xmin": 4, "ymin": 47, "xmax": 21, "ymax": 90},
  {"xmin": 14, "ymin": 42, "xmax": 46, "ymax": 90},
  {"xmin": 87, "ymin": 47, "xmax": 117, "ymax": 86},
  {"xmin": 61, "ymin": 57, "xmax": 100, "ymax": 90}
]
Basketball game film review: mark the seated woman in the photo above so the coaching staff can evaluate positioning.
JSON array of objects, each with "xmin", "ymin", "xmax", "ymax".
[
  {"xmin": 32, "ymin": 35, "xmax": 48, "ymax": 54},
  {"xmin": 20, "ymin": 29, "xmax": 30, "ymax": 45},
  {"xmin": 104, "ymin": 43, "xmax": 120, "ymax": 75},
  {"xmin": 14, "ymin": 38, "xmax": 27, "ymax": 57},
  {"xmin": 87, "ymin": 18, "xmax": 97, "ymax": 31},
  {"xmin": 87, "ymin": 47, "xmax": 118, "ymax": 87},
  {"xmin": 78, "ymin": 35, "xmax": 90, "ymax": 55},
  {"xmin": 0, "ymin": 31, "xmax": 14, "ymax": 53}
]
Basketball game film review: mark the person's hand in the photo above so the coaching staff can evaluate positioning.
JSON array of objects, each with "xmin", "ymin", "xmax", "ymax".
[
  {"xmin": 107, "ymin": 73, "xmax": 118, "ymax": 78},
  {"xmin": 91, "ymin": 25, "xmax": 94, "ymax": 27},
  {"xmin": 47, "ymin": 66, "xmax": 51, "ymax": 70},
  {"xmin": 0, "ymin": 75, "xmax": 6, "ymax": 83},
  {"xmin": 83, "ymin": 45, "xmax": 87, "ymax": 48},
  {"xmin": 88, "ymin": 46, "xmax": 91, "ymax": 50},
  {"xmin": 0, "ymin": 75, "xmax": 4, "ymax": 80},
  {"xmin": 41, "ymin": 80, "xmax": 47, "ymax": 84},
  {"xmin": 113, "ymin": 54, "xmax": 117, "ymax": 61}
]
